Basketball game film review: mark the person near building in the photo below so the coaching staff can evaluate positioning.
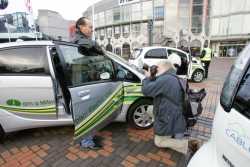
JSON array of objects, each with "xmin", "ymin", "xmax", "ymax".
[
  {"xmin": 141, "ymin": 60, "xmax": 188, "ymax": 155},
  {"xmin": 200, "ymin": 44, "xmax": 213, "ymax": 79},
  {"xmin": 72, "ymin": 17, "xmax": 102, "ymax": 150}
]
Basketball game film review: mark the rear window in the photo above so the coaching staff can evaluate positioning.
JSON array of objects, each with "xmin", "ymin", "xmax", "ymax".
[
  {"xmin": 145, "ymin": 48, "xmax": 167, "ymax": 59},
  {"xmin": 221, "ymin": 45, "xmax": 250, "ymax": 112},
  {"xmin": 0, "ymin": 47, "xmax": 49, "ymax": 75}
]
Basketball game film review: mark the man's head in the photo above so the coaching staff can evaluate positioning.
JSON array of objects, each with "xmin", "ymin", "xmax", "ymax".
[
  {"xmin": 75, "ymin": 17, "xmax": 93, "ymax": 38},
  {"xmin": 156, "ymin": 60, "xmax": 175, "ymax": 76}
]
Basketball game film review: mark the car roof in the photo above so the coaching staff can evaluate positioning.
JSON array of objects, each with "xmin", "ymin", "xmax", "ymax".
[
  {"xmin": 137, "ymin": 46, "xmax": 187, "ymax": 54},
  {"xmin": 0, "ymin": 40, "xmax": 55, "ymax": 49}
]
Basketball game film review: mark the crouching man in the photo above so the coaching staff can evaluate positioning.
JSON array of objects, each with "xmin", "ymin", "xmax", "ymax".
[{"xmin": 142, "ymin": 60, "xmax": 188, "ymax": 155}]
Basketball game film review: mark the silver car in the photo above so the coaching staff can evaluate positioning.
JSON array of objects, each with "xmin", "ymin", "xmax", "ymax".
[{"xmin": 0, "ymin": 41, "xmax": 153, "ymax": 142}]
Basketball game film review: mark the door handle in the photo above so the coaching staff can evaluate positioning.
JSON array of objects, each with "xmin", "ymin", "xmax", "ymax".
[
  {"xmin": 81, "ymin": 95, "xmax": 90, "ymax": 101},
  {"xmin": 78, "ymin": 90, "xmax": 90, "ymax": 97}
]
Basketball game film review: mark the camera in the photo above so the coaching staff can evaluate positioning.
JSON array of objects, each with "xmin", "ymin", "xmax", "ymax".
[{"xmin": 143, "ymin": 64, "xmax": 158, "ymax": 80}]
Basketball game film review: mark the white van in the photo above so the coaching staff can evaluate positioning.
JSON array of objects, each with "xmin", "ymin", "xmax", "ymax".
[
  {"xmin": 0, "ymin": 41, "xmax": 154, "ymax": 142},
  {"xmin": 129, "ymin": 46, "xmax": 205, "ymax": 82},
  {"xmin": 188, "ymin": 44, "xmax": 250, "ymax": 167}
]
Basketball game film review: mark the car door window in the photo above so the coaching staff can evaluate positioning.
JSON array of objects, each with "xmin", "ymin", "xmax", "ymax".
[
  {"xmin": 167, "ymin": 49, "xmax": 188, "ymax": 75},
  {"xmin": 58, "ymin": 45, "xmax": 115, "ymax": 87},
  {"xmin": 115, "ymin": 63, "xmax": 140, "ymax": 82},
  {"xmin": 145, "ymin": 48, "xmax": 167, "ymax": 59},
  {"xmin": 233, "ymin": 67, "xmax": 250, "ymax": 118},
  {"xmin": 0, "ymin": 47, "xmax": 49, "ymax": 75}
]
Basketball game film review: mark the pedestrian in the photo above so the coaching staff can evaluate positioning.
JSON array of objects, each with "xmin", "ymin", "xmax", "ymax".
[
  {"xmin": 142, "ymin": 60, "xmax": 188, "ymax": 154},
  {"xmin": 72, "ymin": 16, "xmax": 102, "ymax": 150},
  {"xmin": 200, "ymin": 44, "xmax": 213, "ymax": 79}
]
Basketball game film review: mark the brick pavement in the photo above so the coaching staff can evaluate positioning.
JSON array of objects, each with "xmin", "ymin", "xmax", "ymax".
[{"xmin": 0, "ymin": 58, "xmax": 235, "ymax": 167}]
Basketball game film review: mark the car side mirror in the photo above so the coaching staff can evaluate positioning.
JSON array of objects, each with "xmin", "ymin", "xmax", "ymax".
[{"xmin": 100, "ymin": 72, "xmax": 110, "ymax": 80}]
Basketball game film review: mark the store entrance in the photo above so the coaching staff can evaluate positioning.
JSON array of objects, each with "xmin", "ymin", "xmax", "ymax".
[{"xmin": 219, "ymin": 43, "xmax": 246, "ymax": 57}]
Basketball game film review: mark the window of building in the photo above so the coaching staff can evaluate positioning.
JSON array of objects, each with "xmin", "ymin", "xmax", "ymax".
[
  {"xmin": 113, "ymin": 7, "xmax": 120, "ymax": 23},
  {"xmin": 132, "ymin": 3, "xmax": 141, "ymax": 21},
  {"xmin": 106, "ymin": 27, "xmax": 112, "ymax": 38},
  {"xmin": 121, "ymin": 5, "xmax": 131, "ymax": 22},
  {"xmin": 145, "ymin": 48, "xmax": 167, "ymax": 59},
  {"xmin": 105, "ymin": 10, "xmax": 113, "ymax": 25},
  {"xmin": 122, "ymin": 25, "xmax": 130, "ymax": 38},
  {"xmin": 191, "ymin": 0, "xmax": 203, "ymax": 34},
  {"xmin": 142, "ymin": 1, "xmax": 153, "ymax": 20},
  {"xmin": 154, "ymin": 6, "xmax": 164, "ymax": 19},
  {"xmin": 98, "ymin": 12, "xmax": 105, "ymax": 27},
  {"xmin": 132, "ymin": 23, "xmax": 140, "ymax": 37},
  {"xmin": 0, "ymin": 47, "xmax": 49, "ymax": 75},
  {"xmin": 59, "ymin": 45, "xmax": 114, "ymax": 86},
  {"xmin": 114, "ymin": 26, "xmax": 121, "ymax": 39}
]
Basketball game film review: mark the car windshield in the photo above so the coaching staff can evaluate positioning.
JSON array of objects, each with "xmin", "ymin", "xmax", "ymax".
[
  {"xmin": 131, "ymin": 48, "xmax": 142, "ymax": 59},
  {"xmin": 220, "ymin": 45, "xmax": 250, "ymax": 112}
]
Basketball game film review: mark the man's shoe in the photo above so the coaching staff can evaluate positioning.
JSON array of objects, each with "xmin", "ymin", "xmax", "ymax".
[
  {"xmin": 80, "ymin": 143, "xmax": 102, "ymax": 150},
  {"xmin": 93, "ymin": 136, "xmax": 103, "ymax": 144}
]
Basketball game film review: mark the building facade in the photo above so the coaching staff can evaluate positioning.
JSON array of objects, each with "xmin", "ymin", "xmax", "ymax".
[
  {"xmin": 0, "ymin": 0, "xmax": 41, "ymax": 42},
  {"xmin": 83, "ymin": 0, "xmax": 210, "ymax": 58},
  {"xmin": 210, "ymin": 0, "xmax": 250, "ymax": 57},
  {"xmin": 37, "ymin": 10, "xmax": 74, "ymax": 41}
]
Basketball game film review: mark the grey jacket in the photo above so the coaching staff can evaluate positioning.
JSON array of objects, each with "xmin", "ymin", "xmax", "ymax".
[
  {"xmin": 72, "ymin": 31, "xmax": 103, "ymax": 55},
  {"xmin": 142, "ymin": 70, "xmax": 186, "ymax": 136}
]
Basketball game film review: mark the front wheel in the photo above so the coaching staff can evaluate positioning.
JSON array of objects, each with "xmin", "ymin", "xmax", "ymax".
[
  {"xmin": 127, "ymin": 99, "xmax": 154, "ymax": 129},
  {"xmin": 192, "ymin": 70, "xmax": 204, "ymax": 83}
]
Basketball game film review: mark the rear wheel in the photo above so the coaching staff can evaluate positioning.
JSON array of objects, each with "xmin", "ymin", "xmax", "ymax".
[
  {"xmin": 192, "ymin": 69, "xmax": 204, "ymax": 83},
  {"xmin": 127, "ymin": 99, "xmax": 154, "ymax": 129}
]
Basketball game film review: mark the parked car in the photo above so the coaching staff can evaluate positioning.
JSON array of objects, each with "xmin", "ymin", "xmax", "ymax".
[
  {"xmin": 129, "ymin": 46, "xmax": 205, "ymax": 82},
  {"xmin": 188, "ymin": 44, "xmax": 250, "ymax": 167},
  {"xmin": 0, "ymin": 41, "xmax": 153, "ymax": 142}
]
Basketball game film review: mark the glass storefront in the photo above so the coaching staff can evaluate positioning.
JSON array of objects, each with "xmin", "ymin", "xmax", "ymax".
[{"xmin": 219, "ymin": 43, "xmax": 246, "ymax": 57}]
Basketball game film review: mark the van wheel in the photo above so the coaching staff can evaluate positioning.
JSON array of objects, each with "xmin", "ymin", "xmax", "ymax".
[
  {"xmin": 0, "ymin": 125, "xmax": 5, "ymax": 141},
  {"xmin": 127, "ymin": 99, "xmax": 154, "ymax": 129},
  {"xmin": 192, "ymin": 70, "xmax": 204, "ymax": 83}
]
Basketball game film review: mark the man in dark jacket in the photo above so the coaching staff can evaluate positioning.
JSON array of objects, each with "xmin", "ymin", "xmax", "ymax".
[
  {"xmin": 72, "ymin": 17, "xmax": 102, "ymax": 150},
  {"xmin": 72, "ymin": 17, "xmax": 103, "ymax": 56},
  {"xmin": 142, "ymin": 60, "xmax": 188, "ymax": 154}
]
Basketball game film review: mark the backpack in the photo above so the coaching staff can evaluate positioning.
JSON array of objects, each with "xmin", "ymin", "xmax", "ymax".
[{"xmin": 171, "ymin": 74, "xmax": 207, "ymax": 127}]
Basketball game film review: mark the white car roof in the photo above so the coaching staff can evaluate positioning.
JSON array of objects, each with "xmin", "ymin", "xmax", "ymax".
[
  {"xmin": 138, "ymin": 46, "xmax": 187, "ymax": 54},
  {"xmin": 0, "ymin": 40, "xmax": 55, "ymax": 49}
]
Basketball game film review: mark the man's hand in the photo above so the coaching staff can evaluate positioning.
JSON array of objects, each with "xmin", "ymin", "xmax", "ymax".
[{"xmin": 144, "ymin": 69, "xmax": 151, "ymax": 78}]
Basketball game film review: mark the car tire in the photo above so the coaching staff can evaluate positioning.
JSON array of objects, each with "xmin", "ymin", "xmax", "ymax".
[
  {"xmin": 192, "ymin": 69, "xmax": 204, "ymax": 83},
  {"xmin": 0, "ymin": 125, "xmax": 5, "ymax": 141},
  {"xmin": 127, "ymin": 99, "xmax": 154, "ymax": 129}
]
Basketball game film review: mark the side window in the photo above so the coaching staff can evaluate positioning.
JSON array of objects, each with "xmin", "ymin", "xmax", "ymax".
[
  {"xmin": 145, "ymin": 48, "xmax": 167, "ymax": 59},
  {"xmin": 115, "ymin": 63, "xmax": 140, "ymax": 82},
  {"xmin": 167, "ymin": 49, "xmax": 188, "ymax": 61},
  {"xmin": 0, "ymin": 47, "xmax": 49, "ymax": 75},
  {"xmin": 59, "ymin": 45, "xmax": 115, "ymax": 87},
  {"xmin": 233, "ymin": 67, "xmax": 250, "ymax": 118}
]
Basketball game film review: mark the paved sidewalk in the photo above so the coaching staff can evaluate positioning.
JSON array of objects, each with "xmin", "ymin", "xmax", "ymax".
[{"xmin": 0, "ymin": 58, "xmax": 234, "ymax": 167}]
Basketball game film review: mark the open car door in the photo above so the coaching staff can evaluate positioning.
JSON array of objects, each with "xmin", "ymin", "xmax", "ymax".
[{"xmin": 51, "ymin": 42, "xmax": 123, "ymax": 143}]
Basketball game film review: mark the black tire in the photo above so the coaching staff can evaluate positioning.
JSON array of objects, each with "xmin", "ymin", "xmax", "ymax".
[
  {"xmin": 0, "ymin": 125, "xmax": 5, "ymax": 142},
  {"xmin": 127, "ymin": 98, "xmax": 154, "ymax": 129},
  {"xmin": 192, "ymin": 69, "xmax": 204, "ymax": 83}
]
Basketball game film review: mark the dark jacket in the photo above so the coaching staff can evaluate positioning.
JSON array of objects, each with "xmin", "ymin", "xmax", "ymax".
[
  {"xmin": 142, "ymin": 69, "xmax": 186, "ymax": 136},
  {"xmin": 72, "ymin": 31, "xmax": 103, "ymax": 55}
]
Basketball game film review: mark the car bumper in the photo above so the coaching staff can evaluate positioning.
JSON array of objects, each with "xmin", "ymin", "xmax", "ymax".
[{"xmin": 188, "ymin": 141, "xmax": 219, "ymax": 167}]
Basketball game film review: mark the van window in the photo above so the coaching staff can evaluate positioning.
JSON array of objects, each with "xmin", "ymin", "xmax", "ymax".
[
  {"xmin": 233, "ymin": 68, "xmax": 250, "ymax": 118},
  {"xmin": 115, "ymin": 63, "xmax": 140, "ymax": 82},
  {"xmin": 0, "ymin": 47, "xmax": 48, "ymax": 75},
  {"xmin": 220, "ymin": 46, "xmax": 250, "ymax": 112},
  {"xmin": 59, "ymin": 45, "xmax": 115, "ymax": 87},
  {"xmin": 145, "ymin": 48, "xmax": 167, "ymax": 59}
]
